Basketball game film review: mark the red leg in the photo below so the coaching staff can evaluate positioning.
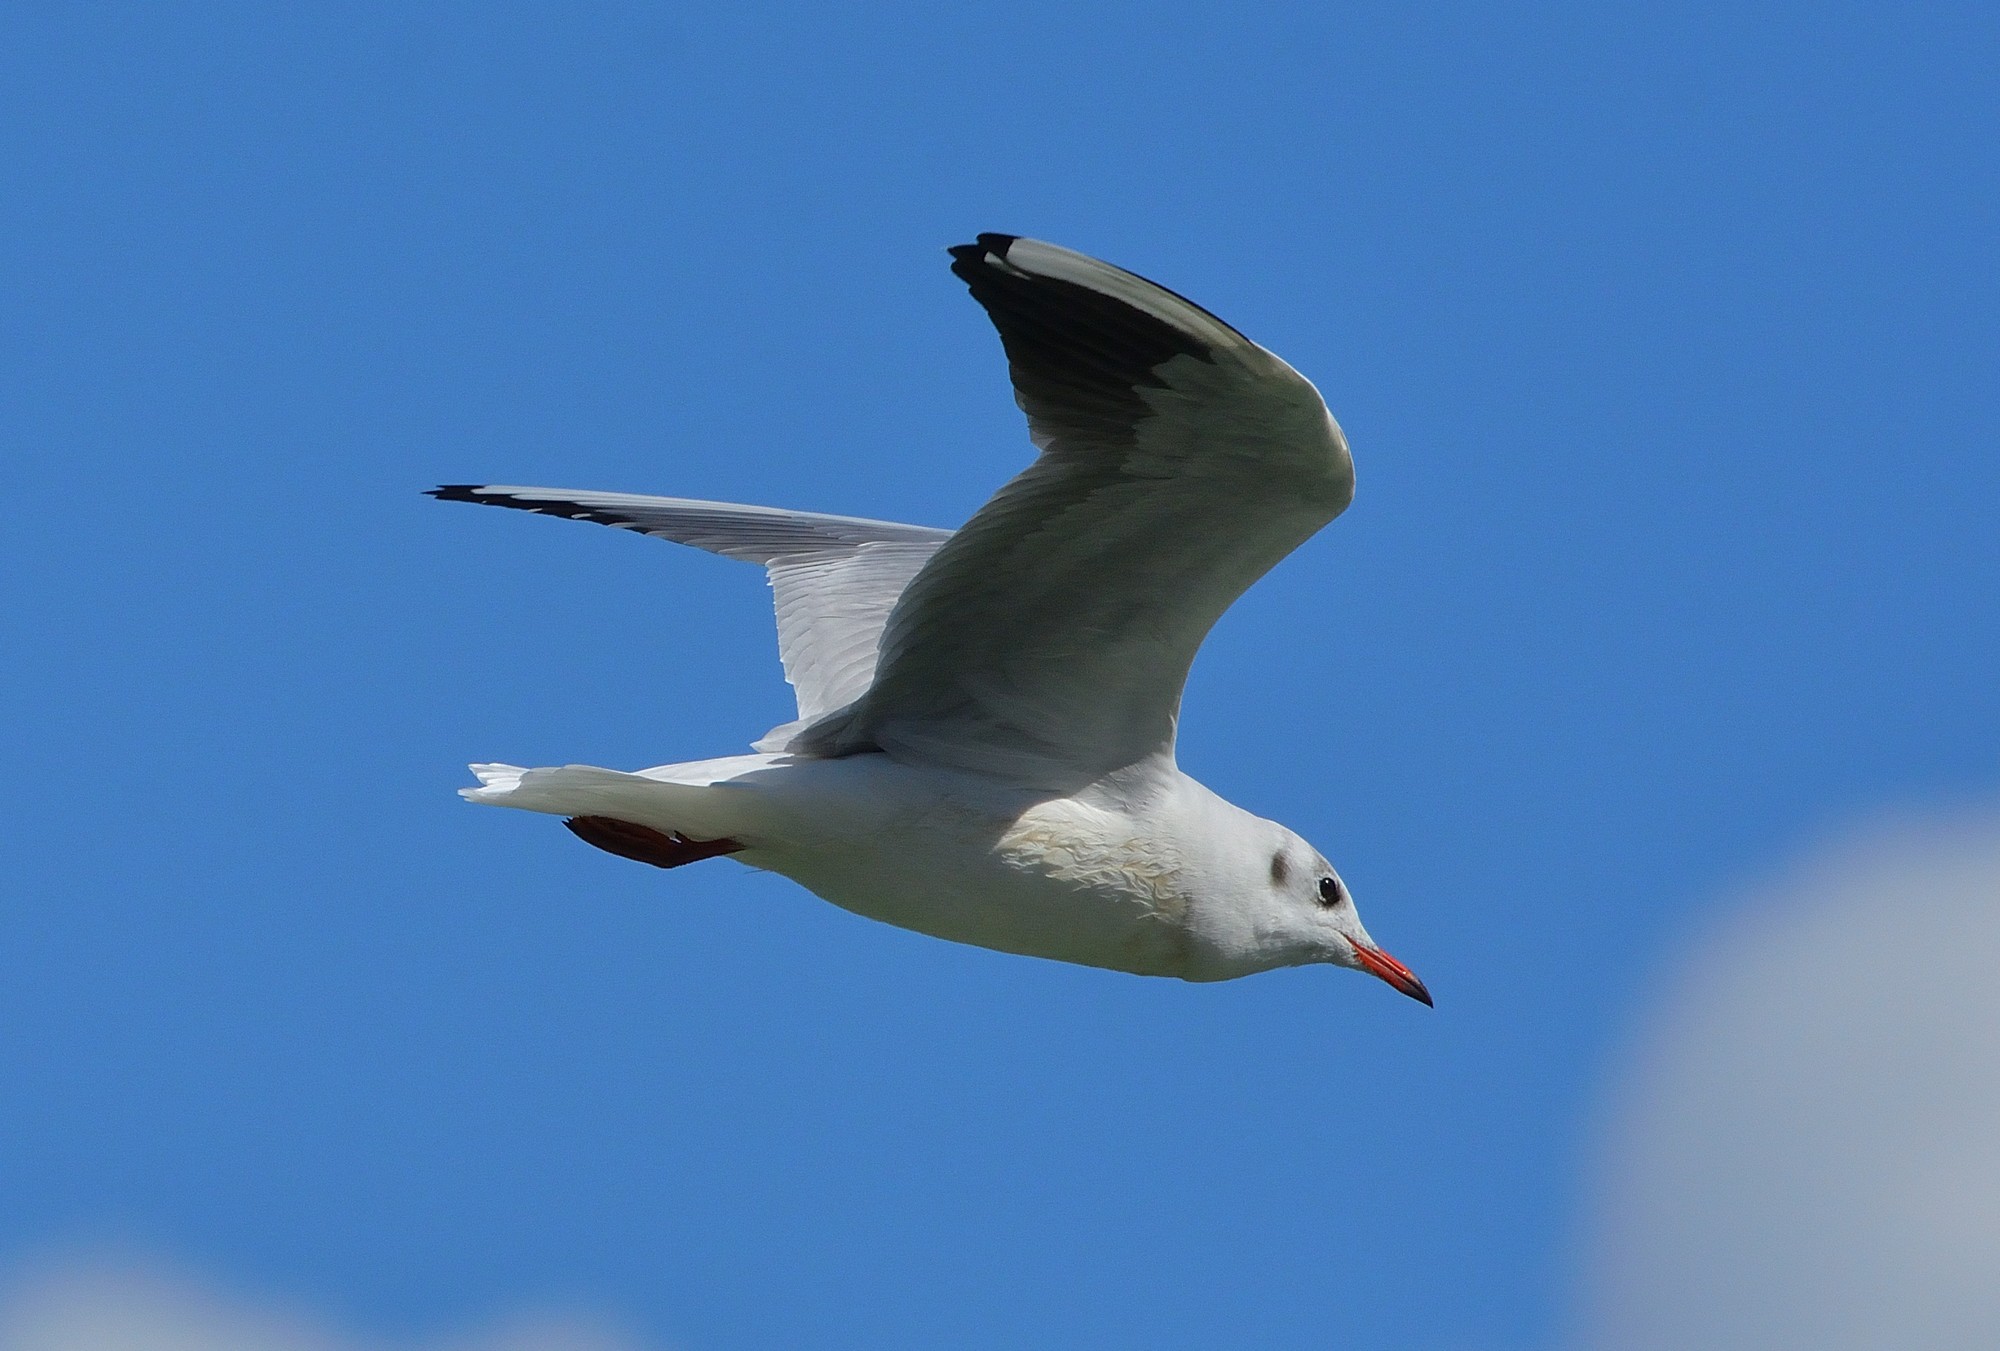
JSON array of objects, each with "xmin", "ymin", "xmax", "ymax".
[{"xmin": 564, "ymin": 816, "xmax": 746, "ymax": 869}]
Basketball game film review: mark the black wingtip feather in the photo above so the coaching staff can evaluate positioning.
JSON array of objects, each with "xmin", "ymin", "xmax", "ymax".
[
  {"xmin": 945, "ymin": 235, "xmax": 1216, "ymax": 423},
  {"xmin": 948, "ymin": 233, "xmax": 1018, "ymax": 264},
  {"xmin": 948, "ymin": 234, "xmax": 1251, "ymax": 354},
  {"xmin": 425, "ymin": 485, "xmax": 642, "ymax": 529}
]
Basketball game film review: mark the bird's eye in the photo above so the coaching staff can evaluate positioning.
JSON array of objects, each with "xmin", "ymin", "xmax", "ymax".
[{"xmin": 1317, "ymin": 876, "xmax": 1343, "ymax": 908}]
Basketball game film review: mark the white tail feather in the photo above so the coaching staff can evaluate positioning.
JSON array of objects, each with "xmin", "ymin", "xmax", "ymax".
[{"xmin": 459, "ymin": 761, "xmax": 759, "ymax": 842}]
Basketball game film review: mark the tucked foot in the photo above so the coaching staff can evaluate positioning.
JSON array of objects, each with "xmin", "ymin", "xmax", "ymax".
[{"xmin": 564, "ymin": 816, "xmax": 747, "ymax": 870}]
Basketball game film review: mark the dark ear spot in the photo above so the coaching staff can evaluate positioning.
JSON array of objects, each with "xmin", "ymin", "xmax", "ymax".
[{"xmin": 1270, "ymin": 852, "xmax": 1290, "ymax": 886}]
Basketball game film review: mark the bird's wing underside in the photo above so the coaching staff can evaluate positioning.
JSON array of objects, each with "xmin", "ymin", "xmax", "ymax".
[
  {"xmin": 792, "ymin": 235, "xmax": 1353, "ymax": 789},
  {"xmin": 428, "ymin": 486, "xmax": 950, "ymax": 738}
]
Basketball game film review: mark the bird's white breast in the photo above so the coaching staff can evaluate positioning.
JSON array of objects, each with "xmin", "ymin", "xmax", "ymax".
[{"xmin": 738, "ymin": 760, "xmax": 1203, "ymax": 977}]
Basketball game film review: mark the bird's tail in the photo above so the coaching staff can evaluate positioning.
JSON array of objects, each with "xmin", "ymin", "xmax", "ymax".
[{"xmin": 460, "ymin": 759, "xmax": 770, "ymax": 846}]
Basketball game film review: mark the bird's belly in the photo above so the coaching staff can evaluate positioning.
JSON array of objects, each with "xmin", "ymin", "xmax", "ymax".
[{"xmin": 748, "ymin": 790, "xmax": 1196, "ymax": 978}]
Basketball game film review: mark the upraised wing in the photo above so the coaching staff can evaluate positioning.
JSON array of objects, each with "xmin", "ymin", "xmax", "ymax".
[
  {"xmin": 792, "ymin": 235, "xmax": 1353, "ymax": 788},
  {"xmin": 427, "ymin": 486, "xmax": 950, "ymax": 741}
]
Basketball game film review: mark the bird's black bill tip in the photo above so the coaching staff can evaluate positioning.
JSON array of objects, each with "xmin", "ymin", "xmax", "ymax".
[{"xmin": 1351, "ymin": 942, "xmax": 1434, "ymax": 1008}]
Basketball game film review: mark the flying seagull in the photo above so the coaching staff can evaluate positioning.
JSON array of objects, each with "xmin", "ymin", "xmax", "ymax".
[{"xmin": 431, "ymin": 234, "xmax": 1429, "ymax": 1002}]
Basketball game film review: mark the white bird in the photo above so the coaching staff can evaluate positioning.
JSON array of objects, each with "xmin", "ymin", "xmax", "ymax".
[{"xmin": 432, "ymin": 234, "xmax": 1429, "ymax": 1002}]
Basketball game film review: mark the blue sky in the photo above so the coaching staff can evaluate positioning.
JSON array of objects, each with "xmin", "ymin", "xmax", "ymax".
[{"xmin": 2, "ymin": 3, "xmax": 1995, "ymax": 1348}]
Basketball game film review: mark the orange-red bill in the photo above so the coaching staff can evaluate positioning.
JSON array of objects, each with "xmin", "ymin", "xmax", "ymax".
[{"xmin": 1351, "ymin": 942, "xmax": 1434, "ymax": 1007}]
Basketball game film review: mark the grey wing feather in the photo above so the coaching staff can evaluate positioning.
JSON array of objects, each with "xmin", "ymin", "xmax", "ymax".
[
  {"xmin": 793, "ymin": 236, "xmax": 1353, "ymax": 788},
  {"xmin": 428, "ymin": 485, "xmax": 951, "ymax": 739}
]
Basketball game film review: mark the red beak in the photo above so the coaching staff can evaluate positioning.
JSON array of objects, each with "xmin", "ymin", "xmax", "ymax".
[{"xmin": 1350, "ymin": 941, "xmax": 1433, "ymax": 1007}]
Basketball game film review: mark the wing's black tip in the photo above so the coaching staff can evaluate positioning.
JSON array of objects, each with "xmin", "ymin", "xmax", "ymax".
[
  {"xmin": 947, "ymin": 234, "xmax": 1251, "ymax": 359},
  {"xmin": 423, "ymin": 485, "xmax": 641, "ymax": 529},
  {"xmin": 947, "ymin": 233, "xmax": 1019, "ymax": 266},
  {"xmin": 945, "ymin": 233, "xmax": 1218, "ymax": 401}
]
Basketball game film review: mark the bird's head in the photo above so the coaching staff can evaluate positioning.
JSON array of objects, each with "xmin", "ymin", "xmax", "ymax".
[{"xmin": 1264, "ymin": 833, "xmax": 1432, "ymax": 1006}]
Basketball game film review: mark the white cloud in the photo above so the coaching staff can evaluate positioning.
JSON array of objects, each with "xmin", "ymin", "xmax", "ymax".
[
  {"xmin": 1576, "ymin": 800, "xmax": 2000, "ymax": 1351},
  {"xmin": 0, "ymin": 1258, "xmax": 658, "ymax": 1351}
]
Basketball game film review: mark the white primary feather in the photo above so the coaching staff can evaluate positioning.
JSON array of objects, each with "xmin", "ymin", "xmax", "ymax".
[{"xmin": 427, "ymin": 486, "xmax": 950, "ymax": 743}]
